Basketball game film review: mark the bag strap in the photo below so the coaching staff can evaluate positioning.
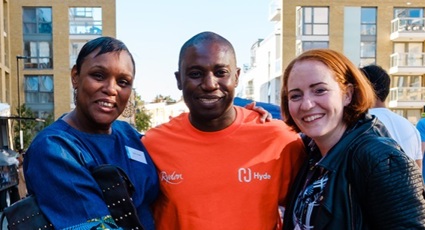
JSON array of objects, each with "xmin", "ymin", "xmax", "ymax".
[{"xmin": 91, "ymin": 164, "xmax": 145, "ymax": 230}]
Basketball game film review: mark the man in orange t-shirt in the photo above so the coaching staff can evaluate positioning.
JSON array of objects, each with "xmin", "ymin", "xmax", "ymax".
[{"xmin": 142, "ymin": 31, "xmax": 305, "ymax": 230}]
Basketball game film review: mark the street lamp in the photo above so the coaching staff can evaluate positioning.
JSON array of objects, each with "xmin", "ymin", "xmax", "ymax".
[{"xmin": 16, "ymin": 55, "xmax": 28, "ymax": 150}]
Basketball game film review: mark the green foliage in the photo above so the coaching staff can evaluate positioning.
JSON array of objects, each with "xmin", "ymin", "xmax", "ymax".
[
  {"xmin": 13, "ymin": 104, "xmax": 36, "ymax": 150},
  {"xmin": 135, "ymin": 107, "xmax": 152, "ymax": 132},
  {"xmin": 13, "ymin": 104, "xmax": 54, "ymax": 150},
  {"xmin": 153, "ymin": 94, "xmax": 176, "ymax": 104},
  {"xmin": 134, "ymin": 93, "xmax": 152, "ymax": 132}
]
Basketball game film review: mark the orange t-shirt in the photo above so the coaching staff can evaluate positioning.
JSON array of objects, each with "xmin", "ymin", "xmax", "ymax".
[{"xmin": 142, "ymin": 106, "xmax": 305, "ymax": 230}]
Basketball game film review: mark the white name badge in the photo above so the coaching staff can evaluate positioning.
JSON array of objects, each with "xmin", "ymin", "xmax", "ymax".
[{"xmin": 126, "ymin": 146, "xmax": 147, "ymax": 164}]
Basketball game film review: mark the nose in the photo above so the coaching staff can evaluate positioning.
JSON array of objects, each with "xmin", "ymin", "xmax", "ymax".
[
  {"xmin": 300, "ymin": 96, "xmax": 315, "ymax": 110},
  {"xmin": 200, "ymin": 72, "xmax": 219, "ymax": 91},
  {"xmin": 103, "ymin": 79, "xmax": 118, "ymax": 96}
]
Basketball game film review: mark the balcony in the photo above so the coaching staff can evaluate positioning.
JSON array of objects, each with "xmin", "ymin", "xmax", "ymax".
[
  {"xmin": 69, "ymin": 20, "xmax": 103, "ymax": 35},
  {"xmin": 390, "ymin": 17, "xmax": 425, "ymax": 42},
  {"xmin": 269, "ymin": 0, "xmax": 281, "ymax": 22},
  {"xmin": 389, "ymin": 52, "xmax": 425, "ymax": 75},
  {"xmin": 388, "ymin": 87, "xmax": 425, "ymax": 108}
]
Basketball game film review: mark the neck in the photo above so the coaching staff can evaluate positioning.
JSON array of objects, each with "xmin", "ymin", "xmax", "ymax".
[
  {"xmin": 314, "ymin": 125, "xmax": 348, "ymax": 157},
  {"xmin": 63, "ymin": 110, "xmax": 112, "ymax": 134},
  {"xmin": 189, "ymin": 106, "xmax": 237, "ymax": 132},
  {"xmin": 373, "ymin": 100, "xmax": 386, "ymax": 108}
]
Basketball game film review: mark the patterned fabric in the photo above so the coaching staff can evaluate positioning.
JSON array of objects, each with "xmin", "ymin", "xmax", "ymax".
[{"xmin": 63, "ymin": 215, "xmax": 120, "ymax": 230}]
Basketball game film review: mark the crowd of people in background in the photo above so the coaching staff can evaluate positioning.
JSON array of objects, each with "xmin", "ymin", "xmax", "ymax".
[{"xmin": 1, "ymin": 33, "xmax": 424, "ymax": 229}]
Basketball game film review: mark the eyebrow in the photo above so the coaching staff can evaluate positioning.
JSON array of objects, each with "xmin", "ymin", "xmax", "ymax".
[{"xmin": 288, "ymin": 82, "xmax": 326, "ymax": 93}]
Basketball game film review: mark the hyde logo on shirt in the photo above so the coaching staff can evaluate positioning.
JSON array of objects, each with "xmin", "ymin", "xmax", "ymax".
[{"xmin": 238, "ymin": 167, "xmax": 271, "ymax": 182}]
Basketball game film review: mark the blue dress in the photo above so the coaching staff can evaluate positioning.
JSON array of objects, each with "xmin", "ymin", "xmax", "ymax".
[{"xmin": 23, "ymin": 117, "xmax": 159, "ymax": 230}]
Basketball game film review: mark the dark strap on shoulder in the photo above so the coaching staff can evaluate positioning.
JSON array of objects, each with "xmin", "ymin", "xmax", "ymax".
[{"xmin": 91, "ymin": 164, "xmax": 145, "ymax": 230}]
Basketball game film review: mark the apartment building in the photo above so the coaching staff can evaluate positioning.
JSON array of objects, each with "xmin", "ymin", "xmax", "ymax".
[
  {"xmin": 243, "ymin": 0, "xmax": 425, "ymax": 123},
  {"xmin": 5, "ymin": 0, "xmax": 116, "ymax": 120}
]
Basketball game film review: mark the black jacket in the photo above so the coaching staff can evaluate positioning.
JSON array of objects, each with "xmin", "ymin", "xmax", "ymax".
[{"xmin": 283, "ymin": 114, "xmax": 425, "ymax": 229}]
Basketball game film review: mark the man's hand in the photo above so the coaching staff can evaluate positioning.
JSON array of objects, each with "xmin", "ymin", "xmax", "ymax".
[{"xmin": 244, "ymin": 102, "xmax": 272, "ymax": 123}]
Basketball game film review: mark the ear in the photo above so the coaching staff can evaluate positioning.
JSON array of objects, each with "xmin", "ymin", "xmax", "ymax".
[
  {"xmin": 175, "ymin": 71, "xmax": 182, "ymax": 90},
  {"xmin": 344, "ymin": 84, "xmax": 354, "ymax": 106},
  {"xmin": 235, "ymin": 67, "xmax": 241, "ymax": 87},
  {"xmin": 71, "ymin": 65, "xmax": 79, "ymax": 89}
]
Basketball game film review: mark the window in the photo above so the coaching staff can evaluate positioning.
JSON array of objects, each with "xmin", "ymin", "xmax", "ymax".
[
  {"xmin": 23, "ymin": 41, "xmax": 52, "ymax": 68},
  {"xmin": 69, "ymin": 7, "xmax": 102, "ymax": 35},
  {"xmin": 302, "ymin": 7, "xmax": 329, "ymax": 35},
  {"xmin": 394, "ymin": 8, "xmax": 424, "ymax": 31},
  {"xmin": 25, "ymin": 75, "xmax": 54, "ymax": 104},
  {"xmin": 360, "ymin": 8, "xmax": 377, "ymax": 66},
  {"xmin": 394, "ymin": 8, "xmax": 424, "ymax": 18},
  {"xmin": 23, "ymin": 8, "xmax": 52, "ymax": 34},
  {"xmin": 22, "ymin": 7, "xmax": 53, "ymax": 69},
  {"xmin": 361, "ymin": 8, "xmax": 376, "ymax": 35},
  {"xmin": 69, "ymin": 42, "xmax": 87, "ymax": 68},
  {"xmin": 360, "ymin": 41, "xmax": 376, "ymax": 66},
  {"xmin": 302, "ymin": 41, "xmax": 329, "ymax": 51}
]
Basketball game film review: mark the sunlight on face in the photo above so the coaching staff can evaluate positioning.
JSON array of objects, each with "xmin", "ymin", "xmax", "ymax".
[{"xmin": 287, "ymin": 60, "xmax": 351, "ymax": 146}]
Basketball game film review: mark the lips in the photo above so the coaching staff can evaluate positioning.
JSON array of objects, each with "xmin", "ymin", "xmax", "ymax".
[{"xmin": 303, "ymin": 114, "xmax": 324, "ymax": 122}]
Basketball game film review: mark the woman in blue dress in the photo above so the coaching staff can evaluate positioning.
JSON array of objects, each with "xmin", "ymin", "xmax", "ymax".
[{"xmin": 23, "ymin": 36, "xmax": 159, "ymax": 230}]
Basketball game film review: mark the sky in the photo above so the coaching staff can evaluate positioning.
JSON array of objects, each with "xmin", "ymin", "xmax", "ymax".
[{"xmin": 116, "ymin": 0, "xmax": 274, "ymax": 102}]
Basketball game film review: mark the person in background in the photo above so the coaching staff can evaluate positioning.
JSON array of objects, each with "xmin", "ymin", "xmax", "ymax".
[
  {"xmin": 23, "ymin": 36, "xmax": 159, "ymax": 229},
  {"xmin": 281, "ymin": 49, "xmax": 425, "ymax": 229},
  {"xmin": 142, "ymin": 31, "xmax": 306, "ymax": 229},
  {"xmin": 361, "ymin": 64, "xmax": 423, "ymax": 171},
  {"xmin": 416, "ymin": 116, "xmax": 425, "ymax": 178}
]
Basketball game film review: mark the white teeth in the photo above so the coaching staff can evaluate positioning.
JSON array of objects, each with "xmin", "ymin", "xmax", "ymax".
[
  {"xmin": 304, "ymin": 114, "xmax": 323, "ymax": 122},
  {"xmin": 98, "ymin": 101, "xmax": 113, "ymax": 108},
  {"xmin": 199, "ymin": 98, "xmax": 219, "ymax": 104}
]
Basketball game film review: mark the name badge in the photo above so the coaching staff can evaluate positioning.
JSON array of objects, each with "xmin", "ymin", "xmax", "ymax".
[{"xmin": 126, "ymin": 146, "xmax": 147, "ymax": 164}]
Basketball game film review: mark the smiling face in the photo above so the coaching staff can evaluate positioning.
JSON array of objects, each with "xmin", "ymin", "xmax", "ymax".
[
  {"xmin": 175, "ymin": 41, "xmax": 240, "ymax": 131},
  {"xmin": 71, "ymin": 49, "xmax": 134, "ymax": 133},
  {"xmin": 287, "ymin": 60, "xmax": 352, "ymax": 151}
]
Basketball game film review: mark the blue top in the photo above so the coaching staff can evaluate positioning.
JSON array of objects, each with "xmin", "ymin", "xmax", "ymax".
[
  {"xmin": 23, "ymin": 117, "xmax": 159, "ymax": 230},
  {"xmin": 416, "ymin": 118, "xmax": 425, "ymax": 141}
]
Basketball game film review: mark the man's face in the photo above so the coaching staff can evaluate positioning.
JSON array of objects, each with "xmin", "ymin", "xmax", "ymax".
[{"xmin": 175, "ymin": 41, "xmax": 240, "ymax": 125}]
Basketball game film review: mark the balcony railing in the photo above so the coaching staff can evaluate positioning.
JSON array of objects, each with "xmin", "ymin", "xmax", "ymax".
[
  {"xmin": 389, "ymin": 87, "xmax": 425, "ymax": 104},
  {"xmin": 390, "ymin": 52, "xmax": 425, "ymax": 68},
  {"xmin": 69, "ymin": 20, "xmax": 102, "ymax": 35},
  {"xmin": 391, "ymin": 17, "xmax": 425, "ymax": 33},
  {"xmin": 390, "ymin": 17, "xmax": 425, "ymax": 41}
]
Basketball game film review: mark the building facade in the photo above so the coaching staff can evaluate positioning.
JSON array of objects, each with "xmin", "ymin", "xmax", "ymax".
[
  {"xmin": 243, "ymin": 0, "xmax": 425, "ymax": 123},
  {"xmin": 7, "ymin": 0, "xmax": 116, "ymax": 120},
  {"xmin": 281, "ymin": 0, "xmax": 425, "ymax": 124}
]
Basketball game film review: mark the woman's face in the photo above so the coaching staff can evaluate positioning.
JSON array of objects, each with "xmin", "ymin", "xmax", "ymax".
[
  {"xmin": 287, "ymin": 60, "xmax": 352, "ymax": 143},
  {"xmin": 72, "ymin": 50, "xmax": 134, "ymax": 130}
]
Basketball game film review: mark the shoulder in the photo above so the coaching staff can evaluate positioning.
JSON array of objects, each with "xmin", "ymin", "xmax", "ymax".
[
  {"xmin": 416, "ymin": 118, "xmax": 425, "ymax": 127},
  {"xmin": 146, "ymin": 112, "xmax": 188, "ymax": 133},
  {"xmin": 351, "ymin": 135, "xmax": 408, "ymax": 170},
  {"xmin": 143, "ymin": 112, "xmax": 188, "ymax": 142},
  {"xmin": 112, "ymin": 120, "xmax": 139, "ymax": 134}
]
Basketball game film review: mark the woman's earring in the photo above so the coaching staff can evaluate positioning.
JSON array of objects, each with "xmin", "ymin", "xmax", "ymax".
[{"xmin": 121, "ymin": 101, "xmax": 135, "ymax": 118}]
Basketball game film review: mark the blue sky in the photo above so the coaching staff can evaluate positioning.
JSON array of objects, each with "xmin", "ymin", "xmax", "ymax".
[{"xmin": 116, "ymin": 1, "xmax": 274, "ymax": 102}]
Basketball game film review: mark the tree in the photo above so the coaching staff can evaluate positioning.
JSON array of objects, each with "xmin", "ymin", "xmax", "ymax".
[
  {"xmin": 153, "ymin": 94, "xmax": 176, "ymax": 104},
  {"xmin": 12, "ymin": 104, "xmax": 54, "ymax": 150},
  {"xmin": 134, "ymin": 93, "xmax": 152, "ymax": 132}
]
